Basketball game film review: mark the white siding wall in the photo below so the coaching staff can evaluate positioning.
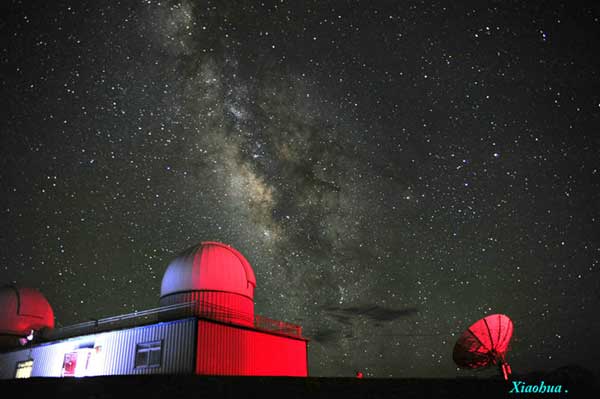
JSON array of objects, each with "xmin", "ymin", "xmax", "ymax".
[{"xmin": 0, "ymin": 318, "xmax": 196, "ymax": 379}]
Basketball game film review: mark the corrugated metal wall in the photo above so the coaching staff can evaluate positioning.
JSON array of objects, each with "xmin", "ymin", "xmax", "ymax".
[
  {"xmin": 99, "ymin": 317, "xmax": 196, "ymax": 376},
  {"xmin": 0, "ymin": 318, "xmax": 196, "ymax": 379},
  {"xmin": 160, "ymin": 291, "xmax": 254, "ymax": 326},
  {"xmin": 196, "ymin": 320, "xmax": 308, "ymax": 376}
]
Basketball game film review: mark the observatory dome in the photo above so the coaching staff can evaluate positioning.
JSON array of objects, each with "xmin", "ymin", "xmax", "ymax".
[
  {"xmin": 159, "ymin": 242, "xmax": 256, "ymax": 326},
  {"xmin": 0, "ymin": 286, "xmax": 54, "ymax": 344}
]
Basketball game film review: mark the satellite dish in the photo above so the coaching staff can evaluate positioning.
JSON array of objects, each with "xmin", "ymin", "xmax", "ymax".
[{"xmin": 453, "ymin": 313, "xmax": 514, "ymax": 380}]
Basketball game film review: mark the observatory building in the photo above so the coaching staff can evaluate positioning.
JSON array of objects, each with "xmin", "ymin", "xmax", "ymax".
[{"xmin": 0, "ymin": 242, "xmax": 308, "ymax": 379}]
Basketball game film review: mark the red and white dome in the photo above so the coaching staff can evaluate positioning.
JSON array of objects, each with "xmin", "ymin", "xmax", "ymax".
[
  {"xmin": 0, "ymin": 286, "xmax": 54, "ymax": 338},
  {"xmin": 160, "ymin": 242, "xmax": 256, "ymax": 326}
]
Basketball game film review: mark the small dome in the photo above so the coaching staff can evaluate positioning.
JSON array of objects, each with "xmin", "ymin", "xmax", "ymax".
[
  {"xmin": 0, "ymin": 286, "xmax": 54, "ymax": 337},
  {"xmin": 160, "ymin": 241, "xmax": 256, "ymax": 300},
  {"xmin": 160, "ymin": 242, "xmax": 257, "ymax": 326}
]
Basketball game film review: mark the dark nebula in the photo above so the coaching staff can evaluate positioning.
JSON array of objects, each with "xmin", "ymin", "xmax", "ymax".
[{"xmin": 1, "ymin": 0, "xmax": 599, "ymax": 377}]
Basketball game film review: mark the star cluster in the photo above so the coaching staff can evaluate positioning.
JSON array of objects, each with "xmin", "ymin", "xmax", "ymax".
[{"xmin": 1, "ymin": 0, "xmax": 599, "ymax": 377}]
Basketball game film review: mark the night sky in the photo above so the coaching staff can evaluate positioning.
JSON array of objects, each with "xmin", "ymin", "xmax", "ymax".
[{"xmin": 2, "ymin": 0, "xmax": 599, "ymax": 378}]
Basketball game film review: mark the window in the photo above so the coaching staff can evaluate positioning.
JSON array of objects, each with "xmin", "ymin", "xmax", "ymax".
[
  {"xmin": 62, "ymin": 352, "xmax": 78, "ymax": 377},
  {"xmin": 62, "ymin": 349, "xmax": 94, "ymax": 377},
  {"xmin": 15, "ymin": 360, "xmax": 33, "ymax": 379},
  {"xmin": 134, "ymin": 340, "xmax": 162, "ymax": 368}
]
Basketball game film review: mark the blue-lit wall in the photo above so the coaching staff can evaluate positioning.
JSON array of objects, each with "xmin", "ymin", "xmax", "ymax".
[{"xmin": 0, "ymin": 318, "xmax": 196, "ymax": 379}]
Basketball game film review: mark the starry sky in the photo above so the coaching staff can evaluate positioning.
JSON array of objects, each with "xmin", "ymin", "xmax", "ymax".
[{"xmin": 1, "ymin": 0, "xmax": 599, "ymax": 378}]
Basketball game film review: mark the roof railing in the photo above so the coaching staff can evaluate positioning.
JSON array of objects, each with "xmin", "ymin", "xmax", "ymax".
[
  {"xmin": 255, "ymin": 314, "xmax": 303, "ymax": 337},
  {"xmin": 42, "ymin": 300, "xmax": 304, "ymax": 341}
]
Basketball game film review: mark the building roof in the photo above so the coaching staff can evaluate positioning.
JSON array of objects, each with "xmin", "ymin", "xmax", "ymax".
[
  {"xmin": 160, "ymin": 242, "xmax": 256, "ymax": 300},
  {"xmin": 38, "ymin": 301, "xmax": 305, "ymax": 343}
]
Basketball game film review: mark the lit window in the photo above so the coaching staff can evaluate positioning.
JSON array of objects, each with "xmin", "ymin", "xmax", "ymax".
[
  {"xmin": 134, "ymin": 340, "xmax": 162, "ymax": 368},
  {"xmin": 15, "ymin": 360, "xmax": 34, "ymax": 379},
  {"xmin": 62, "ymin": 352, "xmax": 78, "ymax": 377},
  {"xmin": 61, "ymin": 349, "xmax": 95, "ymax": 377}
]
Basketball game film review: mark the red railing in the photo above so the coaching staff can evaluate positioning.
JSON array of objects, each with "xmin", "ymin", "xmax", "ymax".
[{"xmin": 254, "ymin": 314, "xmax": 303, "ymax": 337}]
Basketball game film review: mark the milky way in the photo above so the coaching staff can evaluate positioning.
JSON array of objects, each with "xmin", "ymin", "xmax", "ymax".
[{"xmin": 1, "ymin": 1, "xmax": 599, "ymax": 377}]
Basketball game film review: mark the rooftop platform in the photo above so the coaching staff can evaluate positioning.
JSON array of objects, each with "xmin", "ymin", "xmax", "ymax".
[{"xmin": 39, "ymin": 300, "xmax": 304, "ymax": 343}]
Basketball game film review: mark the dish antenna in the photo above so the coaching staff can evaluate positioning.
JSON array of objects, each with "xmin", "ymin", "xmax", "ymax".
[{"xmin": 453, "ymin": 313, "xmax": 514, "ymax": 380}]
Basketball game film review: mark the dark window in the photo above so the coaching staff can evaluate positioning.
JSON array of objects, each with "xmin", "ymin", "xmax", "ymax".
[{"xmin": 134, "ymin": 340, "xmax": 162, "ymax": 368}]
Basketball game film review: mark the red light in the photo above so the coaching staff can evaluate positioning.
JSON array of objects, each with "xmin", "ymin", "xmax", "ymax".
[{"xmin": 196, "ymin": 320, "xmax": 308, "ymax": 376}]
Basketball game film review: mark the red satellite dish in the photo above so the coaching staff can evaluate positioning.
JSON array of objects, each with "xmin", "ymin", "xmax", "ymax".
[{"xmin": 453, "ymin": 314, "xmax": 514, "ymax": 380}]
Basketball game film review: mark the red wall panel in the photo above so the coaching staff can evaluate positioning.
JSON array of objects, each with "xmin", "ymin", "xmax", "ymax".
[{"xmin": 196, "ymin": 320, "xmax": 307, "ymax": 376}]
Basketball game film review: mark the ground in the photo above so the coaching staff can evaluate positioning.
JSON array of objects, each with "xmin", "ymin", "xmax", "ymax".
[{"xmin": 1, "ymin": 374, "xmax": 597, "ymax": 398}]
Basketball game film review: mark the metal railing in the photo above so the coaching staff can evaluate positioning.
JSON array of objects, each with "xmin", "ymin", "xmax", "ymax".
[
  {"xmin": 255, "ymin": 314, "xmax": 303, "ymax": 337},
  {"xmin": 42, "ymin": 300, "xmax": 304, "ymax": 341}
]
